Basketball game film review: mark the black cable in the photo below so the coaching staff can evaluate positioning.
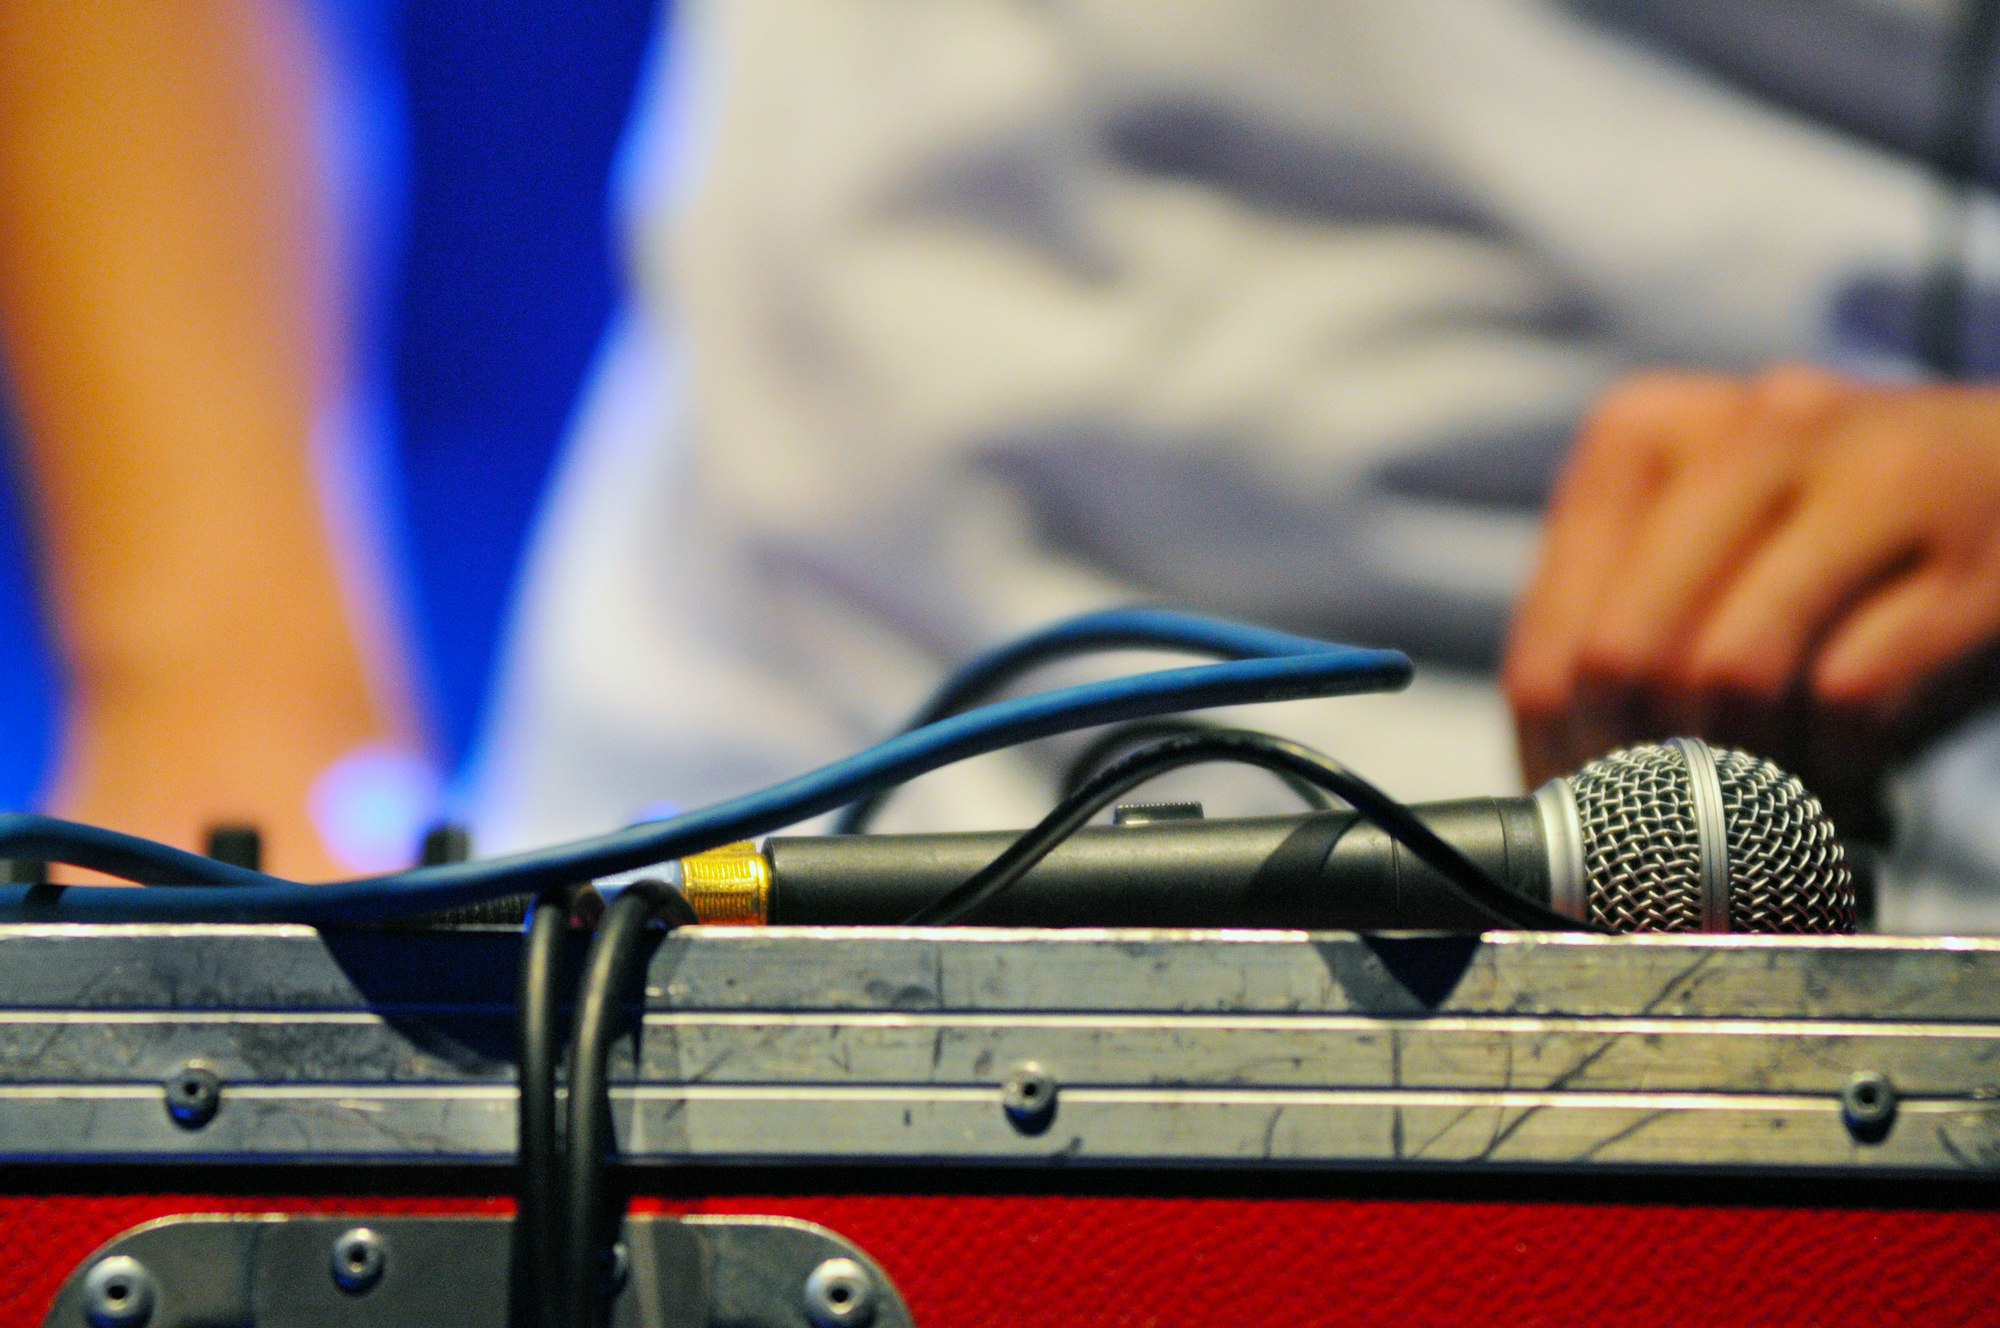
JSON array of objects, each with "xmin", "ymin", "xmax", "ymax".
[
  {"xmin": 1060, "ymin": 718, "xmax": 1333, "ymax": 810},
  {"xmin": 561, "ymin": 880, "xmax": 696, "ymax": 1328},
  {"xmin": 1918, "ymin": 0, "xmax": 2000, "ymax": 377},
  {"xmin": 516, "ymin": 886, "xmax": 576, "ymax": 1328},
  {"xmin": 832, "ymin": 612, "xmax": 1270, "ymax": 834},
  {"xmin": 905, "ymin": 729, "xmax": 1601, "ymax": 932}
]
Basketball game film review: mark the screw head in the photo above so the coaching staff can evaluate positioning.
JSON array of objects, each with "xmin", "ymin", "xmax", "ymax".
[
  {"xmin": 82, "ymin": 1256, "xmax": 156, "ymax": 1328},
  {"xmin": 330, "ymin": 1227, "xmax": 387, "ymax": 1294},
  {"xmin": 804, "ymin": 1256, "xmax": 876, "ymax": 1328},
  {"xmin": 1001, "ymin": 1061, "xmax": 1058, "ymax": 1133},
  {"xmin": 163, "ymin": 1064, "xmax": 222, "ymax": 1129},
  {"xmin": 1842, "ymin": 1070, "xmax": 1897, "ymax": 1142}
]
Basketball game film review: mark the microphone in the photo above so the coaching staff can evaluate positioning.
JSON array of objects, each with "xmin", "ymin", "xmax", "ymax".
[{"xmin": 671, "ymin": 738, "xmax": 1855, "ymax": 934}]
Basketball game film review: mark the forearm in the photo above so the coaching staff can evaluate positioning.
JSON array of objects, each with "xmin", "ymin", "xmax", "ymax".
[
  {"xmin": 0, "ymin": 1, "xmax": 419, "ymax": 875},
  {"xmin": 0, "ymin": 0, "xmax": 400, "ymax": 728}
]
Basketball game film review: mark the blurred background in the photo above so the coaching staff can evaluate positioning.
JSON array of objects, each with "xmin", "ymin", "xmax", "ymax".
[
  {"xmin": 0, "ymin": 0, "xmax": 660, "ymax": 809},
  {"xmin": 3, "ymin": 1, "xmax": 1999, "ymax": 924}
]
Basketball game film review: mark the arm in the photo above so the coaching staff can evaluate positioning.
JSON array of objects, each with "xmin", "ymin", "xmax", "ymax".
[{"xmin": 0, "ymin": 0, "xmax": 421, "ymax": 878}]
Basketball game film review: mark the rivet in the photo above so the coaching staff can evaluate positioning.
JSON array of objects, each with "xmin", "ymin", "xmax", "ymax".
[
  {"xmin": 1841, "ymin": 1070, "xmax": 1897, "ymax": 1143},
  {"xmin": 82, "ymin": 1256, "xmax": 156, "ymax": 1327},
  {"xmin": 1001, "ymin": 1061, "xmax": 1058, "ymax": 1134},
  {"xmin": 163, "ymin": 1063, "xmax": 222, "ymax": 1129},
  {"xmin": 804, "ymin": 1256, "xmax": 876, "ymax": 1328},
  {"xmin": 330, "ymin": 1227, "xmax": 387, "ymax": 1294}
]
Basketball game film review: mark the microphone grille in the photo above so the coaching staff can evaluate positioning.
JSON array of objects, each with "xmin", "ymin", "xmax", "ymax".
[
  {"xmin": 1712, "ymin": 745, "xmax": 1855, "ymax": 933},
  {"xmin": 1566, "ymin": 742, "xmax": 1854, "ymax": 933}
]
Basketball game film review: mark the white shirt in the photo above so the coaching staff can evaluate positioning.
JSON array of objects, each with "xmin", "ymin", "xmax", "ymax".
[{"xmin": 471, "ymin": 0, "xmax": 1997, "ymax": 928}]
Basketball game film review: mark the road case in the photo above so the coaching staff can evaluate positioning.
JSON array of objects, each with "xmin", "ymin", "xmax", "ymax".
[{"xmin": 7, "ymin": 924, "xmax": 2000, "ymax": 1327}]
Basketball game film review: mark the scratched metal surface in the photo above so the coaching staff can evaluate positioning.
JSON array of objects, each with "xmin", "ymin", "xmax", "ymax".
[{"xmin": 0, "ymin": 926, "xmax": 1993, "ymax": 1171}]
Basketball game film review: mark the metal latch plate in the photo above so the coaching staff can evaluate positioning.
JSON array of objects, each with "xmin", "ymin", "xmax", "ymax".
[{"xmin": 45, "ymin": 1213, "xmax": 912, "ymax": 1328}]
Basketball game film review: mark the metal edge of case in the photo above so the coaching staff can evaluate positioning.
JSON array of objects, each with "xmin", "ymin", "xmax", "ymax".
[
  {"xmin": 0, "ymin": 926, "xmax": 1998, "ymax": 1173},
  {"xmin": 0, "ymin": 925, "xmax": 1995, "ymax": 1018}
]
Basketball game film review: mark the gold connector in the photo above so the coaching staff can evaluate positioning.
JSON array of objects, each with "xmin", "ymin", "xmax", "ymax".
[{"xmin": 677, "ymin": 841, "xmax": 770, "ymax": 925}]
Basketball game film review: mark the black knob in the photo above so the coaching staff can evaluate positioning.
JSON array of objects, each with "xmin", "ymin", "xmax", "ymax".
[
  {"xmin": 0, "ymin": 859, "xmax": 47, "ymax": 885},
  {"xmin": 420, "ymin": 823, "xmax": 472, "ymax": 866},
  {"xmin": 204, "ymin": 825, "xmax": 262, "ymax": 871}
]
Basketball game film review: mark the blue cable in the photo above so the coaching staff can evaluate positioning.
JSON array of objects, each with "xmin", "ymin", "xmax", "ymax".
[
  {"xmin": 0, "ymin": 609, "xmax": 1409, "ymax": 922},
  {"xmin": 834, "ymin": 605, "xmax": 1362, "ymax": 833},
  {"xmin": 896, "ymin": 606, "xmax": 1374, "ymax": 725}
]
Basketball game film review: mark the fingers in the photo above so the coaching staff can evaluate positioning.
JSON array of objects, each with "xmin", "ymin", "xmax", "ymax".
[
  {"xmin": 1545, "ymin": 368, "xmax": 1857, "ymax": 773},
  {"xmin": 1813, "ymin": 560, "xmax": 2000, "ymax": 723},
  {"xmin": 1505, "ymin": 442, "xmax": 1659, "ymax": 783},
  {"xmin": 1504, "ymin": 373, "xmax": 1738, "ymax": 782},
  {"xmin": 1544, "ymin": 368, "xmax": 1856, "ymax": 772},
  {"xmin": 1568, "ymin": 445, "xmax": 1794, "ymax": 751},
  {"xmin": 1783, "ymin": 569, "xmax": 1953, "ymax": 834},
  {"xmin": 1658, "ymin": 464, "xmax": 1918, "ymax": 760}
]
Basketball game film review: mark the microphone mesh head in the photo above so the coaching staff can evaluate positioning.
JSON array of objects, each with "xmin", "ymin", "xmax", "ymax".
[{"xmin": 1565, "ymin": 743, "xmax": 1854, "ymax": 933}]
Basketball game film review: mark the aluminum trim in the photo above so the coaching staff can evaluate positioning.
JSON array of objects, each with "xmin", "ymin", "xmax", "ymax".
[
  {"xmin": 0, "ymin": 928, "xmax": 1992, "ymax": 1174},
  {"xmin": 0, "ymin": 1009, "xmax": 1995, "ymax": 1096},
  {"xmin": 0, "ymin": 1082, "xmax": 1992, "ymax": 1171},
  {"xmin": 0, "ymin": 927, "xmax": 1997, "ymax": 1018}
]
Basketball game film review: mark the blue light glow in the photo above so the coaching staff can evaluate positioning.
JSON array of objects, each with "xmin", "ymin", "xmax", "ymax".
[{"xmin": 310, "ymin": 746, "xmax": 441, "ymax": 873}]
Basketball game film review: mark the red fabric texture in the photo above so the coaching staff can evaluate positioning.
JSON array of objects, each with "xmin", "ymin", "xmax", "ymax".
[{"xmin": 7, "ymin": 1188, "xmax": 1996, "ymax": 1328}]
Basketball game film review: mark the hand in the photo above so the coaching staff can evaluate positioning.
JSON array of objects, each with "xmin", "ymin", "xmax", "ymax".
[{"xmin": 1503, "ymin": 366, "xmax": 2000, "ymax": 835}]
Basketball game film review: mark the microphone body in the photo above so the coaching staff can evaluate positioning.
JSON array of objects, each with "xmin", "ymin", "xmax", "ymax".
[
  {"xmin": 766, "ymin": 800, "xmax": 1553, "ymax": 929},
  {"xmin": 673, "ymin": 740, "xmax": 1855, "ymax": 933}
]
